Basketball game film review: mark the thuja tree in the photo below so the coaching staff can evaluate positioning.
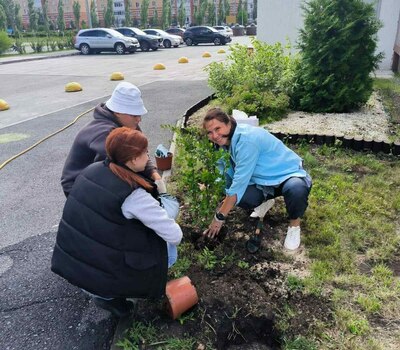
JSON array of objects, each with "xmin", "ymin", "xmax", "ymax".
[
  {"xmin": 172, "ymin": 126, "xmax": 229, "ymax": 230},
  {"xmin": 293, "ymin": 0, "xmax": 383, "ymax": 113}
]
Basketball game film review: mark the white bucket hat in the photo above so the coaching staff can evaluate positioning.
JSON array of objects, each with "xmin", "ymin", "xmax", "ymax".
[{"xmin": 106, "ymin": 82, "xmax": 148, "ymax": 116}]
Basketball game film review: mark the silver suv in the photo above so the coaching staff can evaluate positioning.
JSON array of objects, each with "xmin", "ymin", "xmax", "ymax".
[{"xmin": 74, "ymin": 28, "xmax": 140, "ymax": 55}]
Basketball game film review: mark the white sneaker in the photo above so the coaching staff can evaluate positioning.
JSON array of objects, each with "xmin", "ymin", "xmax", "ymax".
[
  {"xmin": 284, "ymin": 226, "xmax": 301, "ymax": 250},
  {"xmin": 250, "ymin": 199, "xmax": 275, "ymax": 219}
]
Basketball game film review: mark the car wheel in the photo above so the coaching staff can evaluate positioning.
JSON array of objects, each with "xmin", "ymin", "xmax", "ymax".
[
  {"xmin": 164, "ymin": 39, "xmax": 171, "ymax": 48},
  {"xmin": 185, "ymin": 38, "xmax": 193, "ymax": 46},
  {"xmin": 213, "ymin": 38, "xmax": 221, "ymax": 45},
  {"xmin": 141, "ymin": 41, "xmax": 150, "ymax": 52},
  {"xmin": 115, "ymin": 43, "xmax": 125, "ymax": 55},
  {"xmin": 80, "ymin": 43, "xmax": 90, "ymax": 55}
]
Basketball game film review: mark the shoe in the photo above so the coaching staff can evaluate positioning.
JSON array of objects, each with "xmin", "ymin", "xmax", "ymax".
[
  {"xmin": 284, "ymin": 226, "xmax": 301, "ymax": 250},
  {"xmin": 250, "ymin": 199, "xmax": 275, "ymax": 219},
  {"xmin": 246, "ymin": 234, "xmax": 262, "ymax": 253},
  {"xmin": 93, "ymin": 297, "xmax": 135, "ymax": 318}
]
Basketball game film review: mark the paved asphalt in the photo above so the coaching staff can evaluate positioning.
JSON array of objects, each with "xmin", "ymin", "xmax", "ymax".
[{"xmin": 0, "ymin": 61, "xmax": 212, "ymax": 349}]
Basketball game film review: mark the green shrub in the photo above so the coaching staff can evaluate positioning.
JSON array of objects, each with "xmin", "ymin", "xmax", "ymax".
[
  {"xmin": 172, "ymin": 126, "xmax": 229, "ymax": 230},
  {"xmin": 206, "ymin": 38, "xmax": 297, "ymax": 119},
  {"xmin": 0, "ymin": 31, "xmax": 12, "ymax": 54},
  {"xmin": 293, "ymin": 0, "xmax": 383, "ymax": 112}
]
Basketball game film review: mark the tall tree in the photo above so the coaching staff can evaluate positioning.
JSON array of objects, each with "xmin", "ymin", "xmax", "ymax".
[
  {"xmin": 124, "ymin": 0, "xmax": 132, "ymax": 27},
  {"xmin": 73, "ymin": 1, "xmax": 81, "ymax": 29},
  {"xmin": 161, "ymin": 0, "xmax": 170, "ymax": 29},
  {"xmin": 218, "ymin": 0, "xmax": 229, "ymax": 25},
  {"xmin": 104, "ymin": 0, "xmax": 114, "ymax": 27},
  {"xmin": 42, "ymin": 0, "xmax": 49, "ymax": 31},
  {"xmin": 140, "ymin": 0, "xmax": 149, "ymax": 28},
  {"xmin": 236, "ymin": 0, "xmax": 247, "ymax": 25},
  {"xmin": 0, "ymin": 4, "xmax": 6, "ymax": 31},
  {"xmin": 57, "ymin": 0, "xmax": 65, "ymax": 31},
  {"xmin": 90, "ymin": 0, "xmax": 99, "ymax": 27},
  {"xmin": 177, "ymin": 0, "xmax": 185, "ymax": 27},
  {"xmin": 28, "ymin": 0, "xmax": 38, "ymax": 31},
  {"xmin": 253, "ymin": 0, "xmax": 257, "ymax": 21},
  {"xmin": 294, "ymin": 0, "xmax": 383, "ymax": 112},
  {"xmin": 151, "ymin": 9, "xmax": 158, "ymax": 27},
  {"xmin": 207, "ymin": 0, "xmax": 216, "ymax": 26},
  {"xmin": 14, "ymin": 3, "xmax": 22, "ymax": 31}
]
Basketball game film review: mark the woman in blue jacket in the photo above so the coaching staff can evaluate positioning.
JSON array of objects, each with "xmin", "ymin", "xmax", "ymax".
[{"xmin": 202, "ymin": 108, "xmax": 312, "ymax": 251}]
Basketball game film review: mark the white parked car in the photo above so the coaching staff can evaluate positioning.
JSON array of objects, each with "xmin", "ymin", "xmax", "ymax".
[
  {"xmin": 74, "ymin": 28, "xmax": 140, "ymax": 55},
  {"xmin": 213, "ymin": 26, "xmax": 233, "ymax": 38},
  {"xmin": 143, "ymin": 28, "xmax": 183, "ymax": 48}
]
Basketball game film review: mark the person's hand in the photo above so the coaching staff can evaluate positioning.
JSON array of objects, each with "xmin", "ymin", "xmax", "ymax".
[
  {"xmin": 155, "ymin": 179, "xmax": 167, "ymax": 194},
  {"xmin": 203, "ymin": 217, "xmax": 224, "ymax": 239}
]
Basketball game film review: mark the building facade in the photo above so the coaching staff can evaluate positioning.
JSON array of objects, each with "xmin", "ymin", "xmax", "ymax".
[{"xmin": 15, "ymin": 0, "xmax": 255, "ymax": 29}]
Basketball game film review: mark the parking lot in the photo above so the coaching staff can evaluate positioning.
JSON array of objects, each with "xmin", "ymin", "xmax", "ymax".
[{"xmin": 0, "ymin": 36, "xmax": 251, "ymax": 129}]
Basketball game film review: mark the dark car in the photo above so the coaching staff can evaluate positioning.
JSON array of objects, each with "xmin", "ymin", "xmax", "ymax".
[
  {"xmin": 116, "ymin": 27, "xmax": 162, "ymax": 51},
  {"xmin": 183, "ymin": 26, "xmax": 232, "ymax": 46},
  {"xmin": 165, "ymin": 27, "xmax": 185, "ymax": 38}
]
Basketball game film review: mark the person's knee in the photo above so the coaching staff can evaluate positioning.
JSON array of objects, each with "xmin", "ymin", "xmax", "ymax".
[
  {"xmin": 237, "ymin": 185, "xmax": 264, "ymax": 209},
  {"xmin": 282, "ymin": 178, "xmax": 311, "ymax": 218}
]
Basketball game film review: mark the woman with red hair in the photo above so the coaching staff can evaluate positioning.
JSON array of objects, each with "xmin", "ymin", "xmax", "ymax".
[{"xmin": 52, "ymin": 127, "xmax": 182, "ymax": 317}]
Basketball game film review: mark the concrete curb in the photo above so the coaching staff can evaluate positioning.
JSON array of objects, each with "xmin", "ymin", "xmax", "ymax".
[{"xmin": 0, "ymin": 51, "xmax": 79, "ymax": 65}]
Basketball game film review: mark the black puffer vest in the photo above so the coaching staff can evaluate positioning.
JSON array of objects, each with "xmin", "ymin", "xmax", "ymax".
[{"xmin": 51, "ymin": 162, "xmax": 168, "ymax": 299}]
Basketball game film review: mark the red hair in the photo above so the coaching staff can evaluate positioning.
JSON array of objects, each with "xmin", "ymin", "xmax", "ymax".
[{"xmin": 105, "ymin": 127, "xmax": 153, "ymax": 191}]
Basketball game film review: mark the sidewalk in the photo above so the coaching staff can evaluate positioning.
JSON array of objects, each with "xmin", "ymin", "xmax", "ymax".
[{"xmin": 0, "ymin": 49, "xmax": 79, "ymax": 65}]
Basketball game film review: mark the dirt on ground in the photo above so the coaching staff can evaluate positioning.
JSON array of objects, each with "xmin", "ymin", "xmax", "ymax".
[{"xmin": 133, "ymin": 204, "xmax": 333, "ymax": 350}]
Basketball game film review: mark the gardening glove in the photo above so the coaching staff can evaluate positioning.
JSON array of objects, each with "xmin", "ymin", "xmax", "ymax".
[
  {"xmin": 203, "ymin": 217, "xmax": 224, "ymax": 239},
  {"xmin": 155, "ymin": 179, "xmax": 167, "ymax": 194}
]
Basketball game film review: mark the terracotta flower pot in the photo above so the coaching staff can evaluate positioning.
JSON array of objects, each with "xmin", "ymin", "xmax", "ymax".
[
  {"xmin": 165, "ymin": 276, "xmax": 199, "ymax": 320},
  {"xmin": 155, "ymin": 153, "xmax": 173, "ymax": 171}
]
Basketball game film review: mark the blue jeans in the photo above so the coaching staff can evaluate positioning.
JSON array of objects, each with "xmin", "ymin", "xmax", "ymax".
[{"xmin": 237, "ymin": 175, "xmax": 312, "ymax": 220}]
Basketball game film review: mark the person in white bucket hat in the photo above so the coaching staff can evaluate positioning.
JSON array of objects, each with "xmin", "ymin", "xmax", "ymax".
[{"xmin": 61, "ymin": 82, "xmax": 165, "ymax": 197}]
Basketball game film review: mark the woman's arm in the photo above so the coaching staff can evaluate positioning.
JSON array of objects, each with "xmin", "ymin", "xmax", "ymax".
[{"xmin": 121, "ymin": 188, "xmax": 182, "ymax": 245}]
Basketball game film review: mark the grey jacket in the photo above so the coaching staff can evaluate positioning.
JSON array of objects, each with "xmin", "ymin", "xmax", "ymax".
[{"xmin": 61, "ymin": 103, "xmax": 156, "ymax": 194}]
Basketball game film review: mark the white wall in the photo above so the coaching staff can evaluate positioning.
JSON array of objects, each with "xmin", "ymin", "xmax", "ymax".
[
  {"xmin": 257, "ymin": 0, "xmax": 400, "ymax": 71},
  {"xmin": 376, "ymin": 0, "xmax": 400, "ymax": 70},
  {"xmin": 257, "ymin": 0, "xmax": 304, "ymax": 48}
]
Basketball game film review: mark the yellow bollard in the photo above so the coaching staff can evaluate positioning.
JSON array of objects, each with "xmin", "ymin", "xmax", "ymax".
[
  {"xmin": 217, "ymin": 49, "xmax": 226, "ymax": 54},
  {"xmin": 202, "ymin": 52, "xmax": 211, "ymax": 58},
  {"xmin": 0, "ymin": 99, "xmax": 10, "ymax": 111},
  {"xmin": 178, "ymin": 57, "xmax": 189, "ymax": 63},
  {"xmin": 65, "ymin": 82, "xmax": 82, "ymax": 92},
  {"xmin": 153, "ymin": 63, "xmax": 166, "ymax": 70},
  {"xmin": 110, "ymin": 72, "xmax": 124, "ymax": 81}
]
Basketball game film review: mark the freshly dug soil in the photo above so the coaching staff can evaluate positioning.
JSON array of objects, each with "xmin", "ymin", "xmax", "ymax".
[{"xmin": 132, "ymin": 203, "xmax": 333, "ymax": 350}]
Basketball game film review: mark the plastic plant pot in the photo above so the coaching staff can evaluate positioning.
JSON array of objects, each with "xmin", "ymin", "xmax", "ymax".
[
  {"xmin": 363, "ymin": 137, "xmax": 373, "ymax": 151},
  {"xmin": 353, "ymin": 136, "xmax": 363, "ymax": 151},
  {"xmin": 314, "ymin": 134, "xmax": 324, "ymax": 145},
  {"xmin": 155, "ymin": 153, "xmax": 173, "ymax": 171},
  {"xmin": 343, "ymin": 135, "xmax": 353, "ymax": 149},
  {"xmin": 372, "ymin": 140, "xmax": 383, "ymax": 153},
  {"xmin": 165, "ymin": 276, "xmax": 199, "ymax": 320},
  {"xmin": 382, "ymin": 141, "xmax": 392, "ymax": 154},
  {"xmin": 324, "ymin": 135, "xmax": 335, "ymax": 146}
]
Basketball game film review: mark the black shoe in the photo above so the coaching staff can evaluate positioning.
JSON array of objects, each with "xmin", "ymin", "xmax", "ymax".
[
  {"xmin": 93, "ymin": 297, "xmax": 135, "ymax": 318},
  {"xmin": 246, "ymin": 234, "xmax": 261, "ymax": 253}
]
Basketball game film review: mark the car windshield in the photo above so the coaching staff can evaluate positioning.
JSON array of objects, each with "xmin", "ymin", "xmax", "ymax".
[
  {"xmin": 110, "ymin": 30, "xmax": 125, "ymax": 38},
  {"xmin": 155, "ymin": 29, "xmax": 168, "ymax": 35},
  {"xmin": 214, "ymin": 26, "xmax": 224, "ymax": 30},
  {"xmin": 209, "ymin": 27, "xmax": 218, "ymax": 32},
  {"xmin": 132, "ymin": 28, "xmax": 147, "ymax": 35}
]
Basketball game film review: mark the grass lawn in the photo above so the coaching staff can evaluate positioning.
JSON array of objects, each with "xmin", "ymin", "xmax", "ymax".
[{"xmin": 374, "ymin": 75, "xmax": 400, "ymax": 141}]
